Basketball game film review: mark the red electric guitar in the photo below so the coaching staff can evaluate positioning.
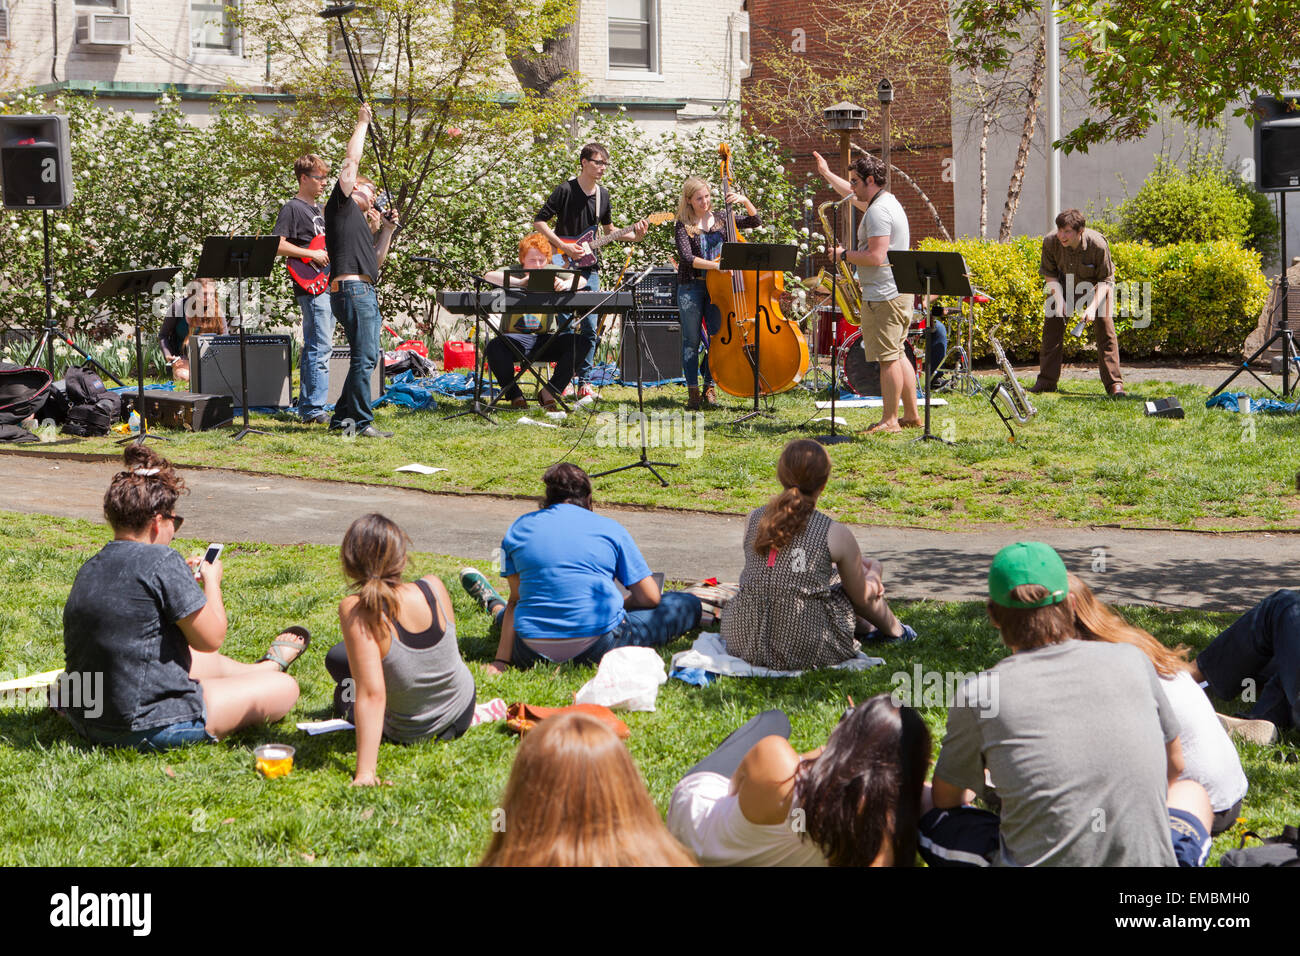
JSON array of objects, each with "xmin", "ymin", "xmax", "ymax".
[{"xmin": 286, "ymin": 235, "xmax": 331, "ymax": 295}]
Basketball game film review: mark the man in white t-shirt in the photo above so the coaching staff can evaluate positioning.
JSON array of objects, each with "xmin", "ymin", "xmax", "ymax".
[{"xmin": 814, "ymin": 151, "xmax": 917, "ymax": 433}]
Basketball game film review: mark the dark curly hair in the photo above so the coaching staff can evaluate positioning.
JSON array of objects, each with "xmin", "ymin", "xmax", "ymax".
[{"xmin": 102, "ymin": 445, "xmax": 187, "ymax": 533}]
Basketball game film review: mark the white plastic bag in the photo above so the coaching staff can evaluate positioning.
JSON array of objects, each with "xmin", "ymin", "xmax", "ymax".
[{"xmin": 574, "ymin": 646, "xmax": 668, "ymax": 712}]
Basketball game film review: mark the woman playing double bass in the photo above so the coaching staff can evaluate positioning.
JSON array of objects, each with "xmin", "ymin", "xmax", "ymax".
[{"xmin": 673, "ymin": 176, "xmax": 761, "ymax": 410}]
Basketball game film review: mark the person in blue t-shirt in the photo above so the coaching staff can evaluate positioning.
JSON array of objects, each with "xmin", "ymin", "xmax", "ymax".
[{"xmin": 464, "ymin": 463, "xmax": 700, "ymax": 674}]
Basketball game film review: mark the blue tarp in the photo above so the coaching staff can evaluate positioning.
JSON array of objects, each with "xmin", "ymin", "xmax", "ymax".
[{"xmin": 1205, "ymin": 392, "xmax": 1300, "ymax": 415}]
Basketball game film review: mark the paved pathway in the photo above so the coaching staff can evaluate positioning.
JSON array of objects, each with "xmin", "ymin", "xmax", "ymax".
[{"xmin": 2, "ymin": 450, "xmax": 1294, "ymax": 613}]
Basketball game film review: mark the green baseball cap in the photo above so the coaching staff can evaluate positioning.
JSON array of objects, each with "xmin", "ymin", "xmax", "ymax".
[{"xmin": 988, "ymin": 542, "xmax": 1068, "ymax": 608}]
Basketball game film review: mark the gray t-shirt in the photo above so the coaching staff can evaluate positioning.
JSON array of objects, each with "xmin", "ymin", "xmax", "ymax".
[
  {"xmin": 856, "ymin": 190, "xmax": 909, "ymax": 301},
  {"xmin": 933, "ymin": 640, "xmax": 1180, "ymax": 867}
]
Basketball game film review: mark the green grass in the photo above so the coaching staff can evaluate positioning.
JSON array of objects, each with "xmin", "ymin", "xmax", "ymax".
[
  {"xmin": 5, "ymin": 372, "xmax": 1299, "ymax": 530},
  {"xmin": 0, "ymin": 511, "xmax": 1294, "ymax": 866}
]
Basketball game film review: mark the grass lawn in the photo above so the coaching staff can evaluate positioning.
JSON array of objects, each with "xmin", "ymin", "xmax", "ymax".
[
  {"xmin": 0, "ymin": 512, "xmax": 1294, "ymax": 866},
  {"xmin": 6, "ymin": 373, "xmax": 1300, "ymax": 532}
]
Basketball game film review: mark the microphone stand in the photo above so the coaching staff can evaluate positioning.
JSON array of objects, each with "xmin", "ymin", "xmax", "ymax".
[
  {"xmin": 414, "ymin": 256, "xmax": 497, "ymax": 424},
  {"xmin": 816, "ymin": 196, "xmax": 853, "ymax": 445}
]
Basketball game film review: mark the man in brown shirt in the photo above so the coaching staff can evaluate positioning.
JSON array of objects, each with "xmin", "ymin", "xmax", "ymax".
[{"xmin": 1033, "ymin": 208, "xmax": 1125, "ymax": 397}]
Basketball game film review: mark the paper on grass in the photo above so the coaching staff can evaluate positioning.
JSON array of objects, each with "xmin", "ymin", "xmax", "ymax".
[
  {"xmin": 0, "ymin": 670, "xmax": 63, "ymax": 696},
  {"xmin": 395, "ymin": 463, "xmax": 447, "ymax": 475},
  {"xmin": 518, "ymin": 416, "xmax": 559, "ymax": 429},
  {"xmin": 812, "ymin": 416, "xmax": 848, "ymax": 426},
  {"xmin": 296, "ymin": 718, "xmax": 355, "ymax": 735}
]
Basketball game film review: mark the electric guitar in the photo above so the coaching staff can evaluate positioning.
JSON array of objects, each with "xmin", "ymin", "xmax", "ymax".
[
  {"xmin": 558, "ymin": 212, "xmax": 674, "ymax": 269},
  {"xmin": 286, "ymin": 234, "xmax": 331, "ymax": 295}
]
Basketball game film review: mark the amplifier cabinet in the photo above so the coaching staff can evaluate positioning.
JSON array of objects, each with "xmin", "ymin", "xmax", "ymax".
[
  {"xmin": 122, "ymin": 390, "xmax": 234, "ymax": 432},
  {"xmin": 188, "ymin": 334, "xmax": 292, "ymax": 408},
  {"xmin": 327, "ymin": 348, "xmax": 385, "ymax": 406},
  {"xmin": 619, "ymin": 266, "xmax": 679, "ymax": 315},
  {"xmin": 618, "ymin": 319, "xmax": 682, "ymax": 384}
]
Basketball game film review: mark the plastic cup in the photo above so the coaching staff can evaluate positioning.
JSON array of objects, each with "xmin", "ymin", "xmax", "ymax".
[{"xmin": 254, "ymin": 743, "xmax": 295, "ymax": 779}]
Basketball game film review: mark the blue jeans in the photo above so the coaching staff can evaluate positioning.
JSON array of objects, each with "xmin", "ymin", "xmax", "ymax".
[
  {"xmin": 329, "ymin": 280, "xmax": 381, "ymax": 429},
  {"xmin": 677, "ymin": 279, "xmax": 722, "ymax": 388},
  {"xmin": 297, "ymin": 291, "xmax": 335, "ymax": 419},
  {"xmin": 68, "ymin": 714, "xmax": 215, "ymax": 752},
  {"xmin": 1197, "ymin": 588, "xmax": 1300, "ymax": 729},
  {"xmin": 553, "ymin": 255, "xmax": 600, "ymax": 382},
  {"xmin": 511, "ymin": 591, "xmax": 702, "ymax": 668}
]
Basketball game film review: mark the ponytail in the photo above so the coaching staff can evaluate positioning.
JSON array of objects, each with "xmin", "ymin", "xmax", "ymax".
[
  {"xmin": 752, "ymin": 439, "xmax": 831, "ymax": 554},
  {"xmin": 340, "ymin": 514, "xmax": 411, "ymax": 640}
]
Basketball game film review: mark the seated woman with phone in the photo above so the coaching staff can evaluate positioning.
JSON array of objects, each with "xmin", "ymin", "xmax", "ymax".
[
  {"xmin": 60, "ymin": 445, "xmax": 308, "ymax": 751},
  {"xmin": 481, "ymin": 232, "xmax": 583, "ymax": 410}
]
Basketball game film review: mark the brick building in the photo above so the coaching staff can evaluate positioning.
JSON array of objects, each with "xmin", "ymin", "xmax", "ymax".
[{"xmin": 741, "ymin": 0, "xmax": 955, "ymax": 245}]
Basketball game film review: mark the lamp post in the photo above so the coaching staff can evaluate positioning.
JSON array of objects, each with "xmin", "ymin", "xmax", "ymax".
[
  {"xmin": 877, "ymin": 79, "xmax": 894, "ymax": 192},
  {"xmin": 823, "ymin": 101, "xmax": 868, "ymax": 259}
]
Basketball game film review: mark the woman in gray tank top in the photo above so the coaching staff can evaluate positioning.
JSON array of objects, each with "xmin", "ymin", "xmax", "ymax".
[{"xmin": 329, "ymin": 514, "xmax": 477, "ymax": 786}]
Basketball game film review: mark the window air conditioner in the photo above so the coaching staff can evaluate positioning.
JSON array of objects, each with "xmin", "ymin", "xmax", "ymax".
[{"xmin": 77, "ymin": 12, "xmax": 133, "ymax": 47}]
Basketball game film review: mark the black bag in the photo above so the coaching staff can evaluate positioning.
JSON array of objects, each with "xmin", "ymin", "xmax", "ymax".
[
  {"xmin": 62, "ymin": 396, "xmax": 120, "ymax": 437},
  {"xmin": 0, "ymin": 363, "xmax": 52, "ymax": 425},
  {"xmin": 1220, "ymin": 825, "xmax": 1300, "ymax": 867},
  {"xmin": 64, "ymin": 365, "xmax": 122, "ymax": 419}
]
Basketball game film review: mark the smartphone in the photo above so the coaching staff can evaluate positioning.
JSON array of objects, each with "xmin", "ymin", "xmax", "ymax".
[{"xmin": 203, "ymin": 543, "xmax": 223, "ymax": 565}]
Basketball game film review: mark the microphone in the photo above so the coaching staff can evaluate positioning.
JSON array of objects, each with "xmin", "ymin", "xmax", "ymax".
[
  {"xmin": 832, "ymin": 194, "xmax": 854, "ymax": 207},
  {"xmin": 318, "ymin": 3, "xmax": 357, "ymax": 18},
  {"xmin": 1070, "ymin": 317, "xmax": 1088, "ymax": 337},
  {"xmin": 627, "ymin": 263, "xmax": 657, "ymax": 286}
]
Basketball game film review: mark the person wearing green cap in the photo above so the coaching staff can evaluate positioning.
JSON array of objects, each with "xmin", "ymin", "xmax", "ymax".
[{"xmin": 918, "ymin": 542, "xmax": 1214, "ymax": 867}]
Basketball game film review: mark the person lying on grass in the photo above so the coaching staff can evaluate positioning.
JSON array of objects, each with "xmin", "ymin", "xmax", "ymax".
[
  {"xmin": 60, "ymin": 445, "xmax": 307, "ymax": 752},
  {"xmin": 329, "ymin": 514, "xmax": 505, "ymax": 786},
  {"xmin": 463, "ymin": 463, "xmax": 701, "ymax": 675},
  {"xmin": 722, "ymin": 439, "xmax": 915, "ymax": 670},
  {"xmin": 667, "ymin": 694, "xmax": 931, "ymax": 866}
]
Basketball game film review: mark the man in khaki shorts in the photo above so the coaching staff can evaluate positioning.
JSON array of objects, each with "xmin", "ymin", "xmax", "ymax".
[{"xmin": 813, "ymin": 151, "xmax": 917, "ymax": 433}]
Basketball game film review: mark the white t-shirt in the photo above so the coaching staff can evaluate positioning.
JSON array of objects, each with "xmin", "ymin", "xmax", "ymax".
[
  {"xmin": 856, "ymin": 190, "xmax": 909, "ymax": 301},
  {"xmin": 1161, "ymin": 669, "xmax": 1249, "ymax": 813},
  {"xmin": 667, "ymin": 771, "xmax": 827, "ymax": 867}
]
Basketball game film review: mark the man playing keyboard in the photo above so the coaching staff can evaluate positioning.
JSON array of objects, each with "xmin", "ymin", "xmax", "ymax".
[{"xmin": 482, "ymin": 233, "xmax": 583, "ymax": 410}]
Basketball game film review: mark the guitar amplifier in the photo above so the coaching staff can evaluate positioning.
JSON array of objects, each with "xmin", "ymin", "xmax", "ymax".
[
  {"xmin": 188, "ymin": 334, "xmax": 292, "ymax": 408},
  {"xmin": 122, "ymin": 390, "xmax": 234, "ymax": 432},
  {"xmin": 327, "ymin": 348, "xmax": 385, "ymax": 406},
  {"xmin": 620, "ymin": 266, "xmax": 679, "ymax": 316},
  {"xmin": 619, "ymin": 319, "xmax": 682, "ymax": 384}
]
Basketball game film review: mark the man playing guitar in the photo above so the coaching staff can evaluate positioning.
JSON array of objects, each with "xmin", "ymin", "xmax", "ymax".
[
  {"xmin": 273, "ymin": 154, "xmax": 333, "ymax": 424},
  {"xmin": 533, "ymin": 142, "xmax": 648, "ymax": 398}
]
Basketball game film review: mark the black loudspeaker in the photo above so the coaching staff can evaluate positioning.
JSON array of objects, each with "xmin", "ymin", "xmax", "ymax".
[
  {"xmin": 1254, "ymin": 94, "xmax": 1300, "ymax": 192},
  {"xmin": 0, "ymin": 115, "xmax": 74, "ymax": 209},
  {"xmin": 327, "ymin": 348, "xmax": 385, "ymax": 406},
  {"xmin": 619, "ymin": 319, "xmax": 682, "ymax": 384},
  {"xmin": 187, "ymin": 334, "xmax": 292, "ymax": 407}
]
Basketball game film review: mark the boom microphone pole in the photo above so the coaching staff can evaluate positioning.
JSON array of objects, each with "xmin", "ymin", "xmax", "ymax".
[{"xmin": 318, "ymin": 3, "xmax": 397, "ymax": 214}]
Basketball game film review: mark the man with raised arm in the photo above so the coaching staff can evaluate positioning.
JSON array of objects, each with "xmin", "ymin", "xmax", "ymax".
[{"xmin": 324, "ymin": 104, "xmax": 400, "ymax": 439}]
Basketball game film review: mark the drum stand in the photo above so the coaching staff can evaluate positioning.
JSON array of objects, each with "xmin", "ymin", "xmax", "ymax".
[{"xmin": 933, "ymin": 295, "xmax": 984, "ymax": 396}]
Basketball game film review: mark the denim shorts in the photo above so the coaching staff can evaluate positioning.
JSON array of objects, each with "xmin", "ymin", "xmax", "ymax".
[{"xmin": 70, "ymin": 714, "xmax": 216, "ymax": 752}]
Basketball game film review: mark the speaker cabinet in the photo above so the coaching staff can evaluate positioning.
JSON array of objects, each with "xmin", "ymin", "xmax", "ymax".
[
  {"xmin": 0, "ymin": 115, "xmax": 74, "ymax": 210},
  {"xmin": 188, "ymin": 334, "xmax": 292, "ymax": 408},
  {"xmin": 1254, "ymin": 94, "xmax": 1300, "ymax": 192},
  {"xmin": 619, "ymin": 319, "xmax": 682, "ymax": 384},
  {"xmin": 327, "ymin": 348, "xmax": 385, "ymax": 406}
]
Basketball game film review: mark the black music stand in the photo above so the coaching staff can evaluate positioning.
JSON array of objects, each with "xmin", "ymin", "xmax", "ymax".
[
  {"xmin": 86, "ymin": 266, "xmax": 181, "ymax": 445},
  {"xmin": 887, "ymin": 250, "xmax": 971, "ymax": 445},
  {"xmin": 591, "ymin": 267, "xmax": 677, "ymax": 487},
  {"xmin": 717, "ymin": 242, "xmax": 800, "ymax": 426},
  {"xmin": 196, "ymin": 236, "xmax": 280, "ymax": 440}
]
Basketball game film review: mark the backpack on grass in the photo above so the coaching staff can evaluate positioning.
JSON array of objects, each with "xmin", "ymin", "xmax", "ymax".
[
  {"xmin": 61, "ymin": 365, "xmax": 122, "ymax": 436},
  {"xmin": 1219, "ymin": 825, "xmax": 1300, "ymax": 867}
]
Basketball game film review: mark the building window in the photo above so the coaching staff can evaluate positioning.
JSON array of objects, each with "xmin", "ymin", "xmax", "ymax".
[
  {"xmin": 0, "ymin": 2, "xmax": 9, "ymax": 44},
  {"xmin": 191, "ymin": 0, "xmax": 240, "ymax": 55},
  {"xmin": 608, "ymin": 0, "xmax": 656, "ymax": 72}
]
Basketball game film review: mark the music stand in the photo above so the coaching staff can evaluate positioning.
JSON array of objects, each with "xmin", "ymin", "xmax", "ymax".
[
  {"xmin": 887, "ymin": 250, "xmax": 972, "ymax": 445},
  {"xmin": 196, "ymin": 236, "xmax": 280, "ymax": 440},
  {"xmin": 86, "ymin": 266, "xmax": 181, "ymax": 445},
  {"xmin": 717, "ymin": 242, "xmax": 800, "ymax": 426}
]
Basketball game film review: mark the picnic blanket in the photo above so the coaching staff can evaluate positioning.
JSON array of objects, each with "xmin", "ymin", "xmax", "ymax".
[{"xmin": 670, "ymin": 632, "xmax": 886, "ymax": 680}]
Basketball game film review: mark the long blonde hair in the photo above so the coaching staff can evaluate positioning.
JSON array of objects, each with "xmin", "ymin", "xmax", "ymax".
[
  {"xmin": 480, "ymin": 712, "xmax": 697, "ymax": 867},
  {"xmin": 676, "ymin": 175, "xmax": 711, "ymax": 237},
  {"xmin": 1068, "ymin": 572, "xmax": 1192, "ymax": 677}
]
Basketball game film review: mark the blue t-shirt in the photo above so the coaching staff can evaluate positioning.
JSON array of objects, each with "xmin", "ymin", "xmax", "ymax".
[{"xmin": 501, "ymin": 503, "xmax": 651, "ymax": 643}]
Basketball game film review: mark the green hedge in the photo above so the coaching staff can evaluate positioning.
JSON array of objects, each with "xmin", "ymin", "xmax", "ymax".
[{"xmin": 918, "ymin": 236, "xmax": 1269, "ymax": 361}]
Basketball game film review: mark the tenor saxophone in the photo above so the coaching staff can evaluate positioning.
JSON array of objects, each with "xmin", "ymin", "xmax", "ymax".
[
  {"xmin": 988, "ymin": 328, "xmax": 1036, "ymax": 441},
  {"xmin": 817, "ymin": 197, "xmax": 862, "ymax": 326}
]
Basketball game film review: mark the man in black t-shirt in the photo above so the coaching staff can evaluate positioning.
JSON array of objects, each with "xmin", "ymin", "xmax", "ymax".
[
  {"xmin": 324, "ymin": 104, "xmax": 399, "ymax": 439},
  {"xmin": 533, "ymin": 142, "xmax": 648, "ymax": 397},
  {"xmin": 273, "ymin": 153, "xmax": 333, "ymax": 423}
]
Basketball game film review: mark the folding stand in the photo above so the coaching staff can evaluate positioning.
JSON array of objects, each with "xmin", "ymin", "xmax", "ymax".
[
  {"xmin": 716, "ymin": 242, "xmax": 800, "ymax": 427},
  {"xmin": 196, "ymin": 236, "xmax": 280, "ymax": 440},
  {"xmin": 887, "ymin": 250, "xmax": 972, "ymax": 445},
  {"xmin": 85, "ymin": 267, "xmax": 181, "ymax": 445}
]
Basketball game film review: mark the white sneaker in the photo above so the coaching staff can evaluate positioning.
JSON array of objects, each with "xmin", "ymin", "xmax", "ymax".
[
  {"xmin": 1217, "ymin": 713, "xmax": 1279, "ymax": 746},
  {"xmin": 578, "ymin": 383, "xmax": 600, "ymax": 400}
]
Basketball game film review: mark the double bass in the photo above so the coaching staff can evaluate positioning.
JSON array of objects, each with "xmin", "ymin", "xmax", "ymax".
[{"xmin": 706, "ymin": 143, "xmax": 809, "ymax": 398}]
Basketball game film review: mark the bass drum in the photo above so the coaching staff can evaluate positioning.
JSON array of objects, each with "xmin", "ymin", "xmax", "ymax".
[{"xmin": 838, "ymin": 329, "xmax": 920, "ymax": 397}]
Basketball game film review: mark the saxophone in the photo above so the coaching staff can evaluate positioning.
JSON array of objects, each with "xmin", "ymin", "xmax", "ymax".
[
  {"xmin": 988, "ymin": 328, "xmax": 1036, "ymax": 441},
  {"xmin": 816, "ymin": 196, "xmax": 862, "ymax": 326}
]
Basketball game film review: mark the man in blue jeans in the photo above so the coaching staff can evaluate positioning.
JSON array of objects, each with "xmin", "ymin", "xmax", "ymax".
[
  {"xmin": 324, "ymin": 104, "xmax": 399, "ymax": 439},
  {"xmin": 274, "ymin": 153, "xmax": 333, "ymax": 423}
]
